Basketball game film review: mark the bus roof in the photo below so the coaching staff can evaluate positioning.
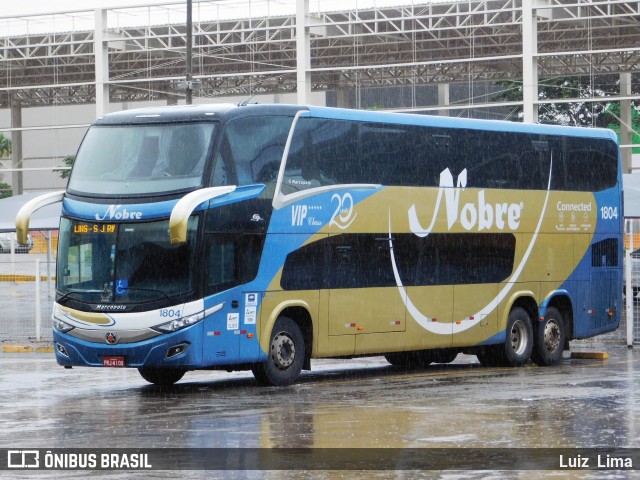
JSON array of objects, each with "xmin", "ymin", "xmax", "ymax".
[
  {"xmin": 305, "ymin": 105, "xmax": 618, "ymax": 142},
  {"xmin": 94, "ymin": 103, "xmax": 618, "ymax": 142},
  {"xmin": 94, "ymin": 103, "xmax": 305, "ymax": 125}
]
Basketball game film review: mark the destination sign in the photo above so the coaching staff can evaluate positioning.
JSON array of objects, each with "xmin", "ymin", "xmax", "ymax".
[{"xmin": 73, "ymin": 223, "xmax": 116, "ymax": 234}]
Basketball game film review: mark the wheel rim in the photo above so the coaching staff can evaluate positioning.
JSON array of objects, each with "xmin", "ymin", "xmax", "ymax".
[
  {"xmin": 271, "ymin": 332, "xmax": 295, "ymax": 370},
  {"xmin": 543, "ymin": 319, "xmax": 561, "ymax": 352},
  {"xmin": 510, "ymin": 319, "xmax": 529, "ymax": 356}
]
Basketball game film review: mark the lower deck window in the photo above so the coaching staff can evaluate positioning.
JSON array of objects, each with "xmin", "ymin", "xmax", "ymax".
[{"xmin": 281, "ymin": 233, "xmax": 516, "ymax": 290}]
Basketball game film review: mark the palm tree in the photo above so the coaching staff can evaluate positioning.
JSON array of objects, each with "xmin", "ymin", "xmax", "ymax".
[{"xmin": 0, "ymin": 133, "xmax": 11, "ymax": 158}]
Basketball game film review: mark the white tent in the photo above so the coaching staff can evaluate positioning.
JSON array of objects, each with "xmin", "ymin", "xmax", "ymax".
[{"xmin": 0, "ymin": 191, "xmax": 62, "ymax": 232}]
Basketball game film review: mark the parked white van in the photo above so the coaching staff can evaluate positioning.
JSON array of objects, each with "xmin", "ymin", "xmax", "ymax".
[{"xmin": 0, "ymin": 232, "xmax": 34, "ymax": 253}]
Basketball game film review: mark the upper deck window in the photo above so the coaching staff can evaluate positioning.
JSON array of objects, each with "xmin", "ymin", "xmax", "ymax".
[
  {"xmin": 68, "ymin": 122, "xmax": 217, "ymax": 196},
  {"xmin": 281, "ymin": 117, "xmax": 618, "ymax": 193},
  {"xmin": 211, "ymin": 115, "xmax": 293, "ymax": 188}
]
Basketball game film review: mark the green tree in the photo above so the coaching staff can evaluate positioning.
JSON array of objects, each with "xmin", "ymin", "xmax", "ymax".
[
  {"xmin": 0, "ymin": 133, "xmax": 10, "ymax": 158},
  {"xmin": 494, "ymin": 76, "xmax": 638, "ymax": 127},
  {"xmin": 55, "ymin": 154, "xmax": 75, "ymax": 179},
  {"xmin": 605, "ymin": 103, "xmax": 640, "ymax": 154},
  {"xmin": 0, "ymin": 182, "xmax": 11, "ymax": 198},
  {"xmin": 0, "ymin": 134, "xmax": 11, "ymax": 198}
]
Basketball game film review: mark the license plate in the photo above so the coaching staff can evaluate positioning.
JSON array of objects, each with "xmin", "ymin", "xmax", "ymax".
[{"xmin": 102, "ymin": 356, "xmax": 125, "ymax": 367}]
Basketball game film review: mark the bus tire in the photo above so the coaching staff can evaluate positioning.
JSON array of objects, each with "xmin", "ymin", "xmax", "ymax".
[
  {"xmin": 385, "ymin": 350, "xmax": 439, "ymax": 367},
  {"xmin": 138, "ymin": 367, "xmax": 186, "ymax": 386},
  {"xmin": 252, "ymin": 316, "xmax": 305, "ymax": 387},
  {"xmin": 479, "ymin": 307, "xmax": 533, "ymax": 367},
  {"xmin": 532, "ymin": 307, "xmax": 565, "ymax": 366},
  {"xmin": 384, "ymin": 352, "xmax": 411, "ymax": 367},
  {"xmin": 385, "ymin": 351, "xmax": 426, "ymax": 367},
  {"xmin": 430, "ymin": 349, "xmax": 458, "ymax": 364}
]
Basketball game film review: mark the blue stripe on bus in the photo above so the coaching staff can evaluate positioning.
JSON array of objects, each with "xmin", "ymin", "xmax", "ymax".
[
  {"xmin": 63, "ymin": 198, "xmax": 182, "ymax": 221},
  {"xmin": 304, "ymin": 106, "xmax": 618, "ymax": 141},
  {"xmin": 62, "ymin": 185, "xmax": 266, "ymax": 221}
]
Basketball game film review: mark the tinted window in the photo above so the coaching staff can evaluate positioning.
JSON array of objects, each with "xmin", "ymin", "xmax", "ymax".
[
  {"xmin": 69, "ymin": 123, "xmax": 217, "ymax": 196},
  {"xmin": 281, "ymin": 233, "xmax": 515, "ymax": 290},
  {"xmin": 551, "ymin": 137, "xmax": 618, "ymax": 192},
  {"xmin": 206, "ymin": 233, "xmax": 265, "ymax": 295},
  {"xmin": 283, "ymin": 118, "xmax": 353, "ymax": 191},
  {"xmin": 592, "ymin": 238, "xmax": 619, "ymax": 268},
  {"xmin": 283, "ymin": 117, "xmax": 617, "ymax": 192},
  {"xmin": 394, "ymin": 233, "xmax": 516, "ymax": 286},
  {"xmin": 215, "ymin": 116, "xmax": 293, "ymax": 187},
  {"xmin": 57, "ymin": 217, "xmax": 199, "ymax": 303}
]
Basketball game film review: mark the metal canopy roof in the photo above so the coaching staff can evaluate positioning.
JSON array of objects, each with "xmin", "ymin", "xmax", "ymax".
[{"xmin": 0, "ymin": 0, "xmax": 638, "ymax": 110}]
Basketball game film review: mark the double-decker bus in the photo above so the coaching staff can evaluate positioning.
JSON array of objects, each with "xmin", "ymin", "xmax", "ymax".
[{"xmin": 17, "ymin": 103, "xmax": 623, "ymax": 386}]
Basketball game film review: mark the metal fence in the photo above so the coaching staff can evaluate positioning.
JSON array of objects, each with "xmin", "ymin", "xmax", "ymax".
[
  {"xmin": 0, "ymin": 254, "xmax": 55, "ymax": 341},
  {"xmin": 0, "ymin": 229, "xmax": 638, "ymax": 345},
  {"xmin": 620, "ymin": 218, "xmax": 640, "ymax": 345}
]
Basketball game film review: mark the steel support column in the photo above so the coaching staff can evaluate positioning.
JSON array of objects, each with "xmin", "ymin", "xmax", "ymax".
[
  {"xmin": 620, "ymin": 72, "xmax": 633, "ymax": 174},
  {"xmin": 438, "ymin": 84, "xmax": 450, "ymax": 117},
  {"xmin": 522, "ymin": 2, "xmax": 538, "ymax": 124},
  {"xmin": 94, "ymin": 9, "xmax": 110, "ymax": 118},
  {"xmin": 296, "ymin": 0, "xmax": 311, "ymax": 105}
]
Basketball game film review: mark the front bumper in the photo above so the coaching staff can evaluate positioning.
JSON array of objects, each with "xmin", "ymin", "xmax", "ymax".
[{"xmin": 53, "ymin": 323, "xmax": 204, "ymax": 369}]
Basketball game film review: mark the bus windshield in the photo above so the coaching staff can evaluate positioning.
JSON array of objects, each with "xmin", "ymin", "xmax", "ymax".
[
  {"xmin": 68, "ymin": 123, "xmax": 217, "ymax": 196},
  {"xmin": 57, "ymin": 217, "xmax": 199, "ymax": 304}
]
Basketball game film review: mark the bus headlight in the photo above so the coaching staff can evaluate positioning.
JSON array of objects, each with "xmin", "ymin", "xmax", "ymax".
[
  {"xmin": 152, "ymin": 311, "xmax": 204, "ymax": 333},
  {"xmin": 53, "ymin": 317, "xmax": 75, "ymax": 333},
  {"xmin": 52, "ymin": 306, "xmax": 75, "ymax": 333}
]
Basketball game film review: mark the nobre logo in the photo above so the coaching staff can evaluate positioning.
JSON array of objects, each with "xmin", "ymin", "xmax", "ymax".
[
  {"xmin": 95, "ymin": 205, "xmax": 143, "ymax": 221},
  {"xmin": 410, "ymin": 168, "xmax": 523, "ymax": 236},
  {"xmin": 439, "ymin": 168, "xmax": 522, "ymax": 231}
]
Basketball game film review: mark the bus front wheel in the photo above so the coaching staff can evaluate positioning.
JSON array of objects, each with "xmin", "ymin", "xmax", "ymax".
[
  {"xmin": 252, "ymin": 316, "xmax": 305, "ymax": 387},
  {"xmin": 477, "ymin": 307, "xmax": 533, "ymax": 367},
  {"xmin": 532, "ymin": 307, "xmax": 565, "ymax": 366},
  {"xmin": 138, "ymin": 367, "xmax": 186, "ymax": 386}
]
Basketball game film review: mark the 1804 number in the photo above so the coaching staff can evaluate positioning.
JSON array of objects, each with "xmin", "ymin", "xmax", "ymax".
[
  {"xmin": 160, "ymin": 309, "xmax": 181, "ymax": 318},
  {"xmin": 600, "ymin": 206, "xmax": 619, "ymax": 220}
]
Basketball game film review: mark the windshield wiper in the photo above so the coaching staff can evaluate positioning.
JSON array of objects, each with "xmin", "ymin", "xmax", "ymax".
[
  {"xmin": 57, "ymin": 288, "xmax": 105, "ymax": 303},
  {"xmin": 120, "ymin": 286, "xmax": 173, "ymax": 303},
  {"xmin": 58, "ymin": 286, "xmax": 173, "ymax": 304}
]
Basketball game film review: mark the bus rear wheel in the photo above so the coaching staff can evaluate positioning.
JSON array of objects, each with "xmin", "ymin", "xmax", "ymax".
[
  {"xmin": 532, "ymin": 307, "xmax": 565, "ymax": 366},
  {"xmin": 252, "ymin": 316, "xmax": 305, "ymax": 387},
  {"xmin": 138, "ymin": 367, "xmax": 186, "ymax": 386},
  {"xmin": 385, "ymin": 351, "xmax": 428, "ymax": 367},
  {"xmin": 477, "ymin": 307, "xmax": 533, "ymax": 367}
]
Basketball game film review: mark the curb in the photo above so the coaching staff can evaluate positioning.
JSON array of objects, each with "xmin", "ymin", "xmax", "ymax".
[
  {"xmin": 570, "ymin": 351, "xmax": 609, "ymax": 360},
  {"xmin": 2, "ymin": 344, "xmax": 54, "ymax": 353}
]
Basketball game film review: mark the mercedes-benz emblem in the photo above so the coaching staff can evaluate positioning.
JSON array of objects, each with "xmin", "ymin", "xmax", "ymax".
[{"xmin": 105, "ymin": 332, "xmax": 117, "ymax": 345}]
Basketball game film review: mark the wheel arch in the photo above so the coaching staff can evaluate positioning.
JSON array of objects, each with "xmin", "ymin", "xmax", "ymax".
[
  {"xmin": 261, "ymin": 301, "xmax": 313, "ymax": 370},
  {"xmin": 502, "ymin": 291, "xmax": 538, "ymax": 330},
  {"xmin": 540, "ymin": 291, "xmax": 574, "ymax": 342}
]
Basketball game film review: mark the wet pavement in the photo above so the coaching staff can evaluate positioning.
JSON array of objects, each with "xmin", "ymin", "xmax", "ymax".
[{"xmin": 0, "ymin": 344, "xmax": 638, "ymax": 479}]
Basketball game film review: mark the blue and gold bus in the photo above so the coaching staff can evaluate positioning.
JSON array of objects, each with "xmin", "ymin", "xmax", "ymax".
[{"xmin": 17, "ymin": 104, "xmax": 623, "ymax": 386}]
